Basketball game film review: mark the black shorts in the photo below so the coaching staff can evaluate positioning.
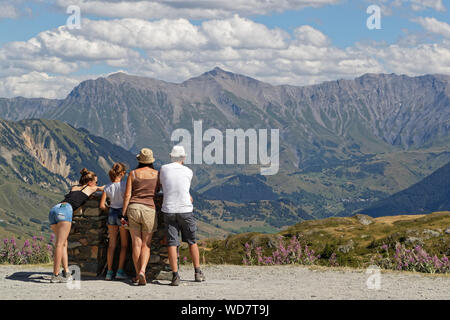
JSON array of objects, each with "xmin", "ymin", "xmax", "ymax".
[{"xmin": 163, "ymin": 212, "xmax": 197, "ymax": 247}]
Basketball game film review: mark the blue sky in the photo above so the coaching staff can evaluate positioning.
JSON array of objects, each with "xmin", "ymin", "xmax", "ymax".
[{"xmin": 0, "ymin": 0, "xmax": 448, "ymax": 98}]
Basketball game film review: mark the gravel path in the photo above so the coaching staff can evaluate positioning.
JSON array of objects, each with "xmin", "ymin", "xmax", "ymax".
[{"xmin": 0, "ymin": 264, "xmax": 449, "ymax": 300}]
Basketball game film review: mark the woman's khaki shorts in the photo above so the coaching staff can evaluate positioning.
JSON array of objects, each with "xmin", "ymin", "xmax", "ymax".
[{"xmin": 126, "ymin": 203, "xmax": 157, "ymax": 233}]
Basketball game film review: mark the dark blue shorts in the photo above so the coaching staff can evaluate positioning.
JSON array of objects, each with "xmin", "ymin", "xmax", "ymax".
[
  {"xmin": 163, "ymin": 212, "xmax": 197, "ymax": 247},
  {"xmin": 49, "ymin": 203, "xmax": 73, "ymax": 225},
  {"xmin": 108, "ymin": 208, "xmax": 123, "ymax": 226}
]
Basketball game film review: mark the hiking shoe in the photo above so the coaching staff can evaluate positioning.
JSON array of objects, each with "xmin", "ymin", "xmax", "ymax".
[
  {"xmin": 50, "ymin": 273, "xmax": 66, "ymax": 283},
  {"xmin": 170, "ymin": 274, "xmax": 181, "ymax": 286},
  {"xmin": 195, "ymin": 270, "xmax": 205, "ymax": 282},
  {"xmin": 115, "ymin": 270, "xmax": 128, "ymax": 280},
  {"xmin": 62, "ymin": 270, "xmax": 73, "ymax": 282},
  {"xmin": 105, "ymin": 270, "xmax": 114, "ymax": 281}
]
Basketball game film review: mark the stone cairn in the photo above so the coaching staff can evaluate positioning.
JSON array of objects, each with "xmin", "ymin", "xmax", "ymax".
[{"xmin": 68, "ymin": 192, "xmax": 172, "ymax": 280}]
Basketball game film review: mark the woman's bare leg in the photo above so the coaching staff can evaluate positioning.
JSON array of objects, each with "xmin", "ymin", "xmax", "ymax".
[
  {"xmin": 51, "ymin": 222, "xmax": 71, "ymax": 275},
  {"xmin": 130, "ymin": 229, "xmax": 142, "ymax": 277},
  {"xmin": 118, "ymin": 227, "xmax": 129, "ymax": 270},
  {"xmin": 138, "ymin": 232, "xmax": 153, "ymax": 275},
  {"xmin": 62, "ymin": 240, "xmax": 69, "ymax": 273},
  {"xmin": 50, "ymin": 225, "xmax": 59, "ymax": 272},
  {"xmin": 107, "ymin": 225, "xmax": 119, "ymax": 271}
]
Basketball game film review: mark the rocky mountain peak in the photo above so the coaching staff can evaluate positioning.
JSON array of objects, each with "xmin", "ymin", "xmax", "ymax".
[
  {"xmin": 104, "ymin": 71, "xmax": 135, "ymax": 83},
  {"xmin": 106, "ymin": 71, "xmax": 129, "ymax": 78},
  {"xmin": 185, "ymin": 66, "xmax": 262, "ymax": 85},
  {"xmin": 66, "ymin": 72, "xmax": 173, "ymax": 99},
  {"xmin": 181, "ymin": 67, "xmax": 269, "ymax": 104},
  {"xmin": 105, "ymin": 72, "xmax": 171, "ymax": 89},
  {"xmin": 203, "ymin": 66, "xmax": 234, "ymax": 77}
]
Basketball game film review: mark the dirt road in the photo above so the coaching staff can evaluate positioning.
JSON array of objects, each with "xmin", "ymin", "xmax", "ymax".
[{"xmin": 0, "ymin": 264, "xmax": 448, "ymax": 300}]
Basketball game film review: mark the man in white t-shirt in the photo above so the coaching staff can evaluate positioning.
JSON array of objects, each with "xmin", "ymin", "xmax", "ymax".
[{"xmin": 159, "ymin": 145, "xmax": 205, "ymax": 286}]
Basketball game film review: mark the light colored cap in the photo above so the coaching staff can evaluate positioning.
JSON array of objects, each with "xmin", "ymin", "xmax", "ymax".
[
  {"xmin": 169, "ymin": 145, "xmax": 187, "ymax": 158},
  {"xmin": 136, "ymin": 148, "xmax": 155, "ymax": 164}
]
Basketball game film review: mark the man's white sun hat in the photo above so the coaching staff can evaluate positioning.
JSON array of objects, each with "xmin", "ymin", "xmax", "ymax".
[{"xmin": 169, "ymin": 145, "xmax": 187, "ymax": 158}]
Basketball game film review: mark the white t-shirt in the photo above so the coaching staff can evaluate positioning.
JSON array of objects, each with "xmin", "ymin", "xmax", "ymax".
[
  {"xmin": 104, "ymin": 180, "xmax": 127, "ymax": 209},
  {"xmin": 159, "ymin": 162, "xmax": 193, "ymax": 213}
]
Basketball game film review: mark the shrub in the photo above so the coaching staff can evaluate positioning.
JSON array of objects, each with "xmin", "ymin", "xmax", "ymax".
[
  {"xmin": 242, "ymin": 235, "xmax": 323, "ymax": 266},
  {"xmin": 0, "ymin": 235, "xmax": 54, "ymax": 265},
  {"xmin": 372, "ymin": 242, "xmax": 449, "ymax": 274}
]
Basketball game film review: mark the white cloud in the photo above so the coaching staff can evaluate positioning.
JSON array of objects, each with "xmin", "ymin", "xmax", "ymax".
[
  {"xmin": 76, "ymin": 16, "xmax": 288, "ymax": 51},
  {"xmin": 414, "ymin": 16, "xmax": 450, "ymax": 38},
  {"xmin": 355, "ymin": 40, "xmax": 450, "ymax": 75},
  {"xmin": 0, "ymin": 2, "xmax": 20, "ymax": 19},
  {"xmin": 202, "ymin": 15, "xmax": 289, "ymax": 49},
  {"xmin": 293, "ymin": 25, "xmax": 330, "ymax": 47},
  {"xmin": 36, "ymin": 27, "xmax": 139, "ymax": 61},
  {"xmin": 54, "ymin": 0, "xmax": 341, "ymax": 19},
  {"xmin": 365, "ymin": 0, "xmax": 446, "ymax": 15},
  {"xmin": 0, "ymin": 14, "xmax": 449, "ymax": 99},
  {"xmin": 0, "ymin": 72, "xmax": 89, "ymax": 99},
  {"xmin": 409, "ymin": 0, "xmax": 446, "ymax": 12},
  {"xmin": 0, "ymin": 25, "xmax": 140, "ymax": 78},
  {"xmin": 79, "ymin": 18, "xmax": 208, "ymax": 50},
  {"xmin": 0, "ymin": 0, "xmax": 36, "ymax": 20}
]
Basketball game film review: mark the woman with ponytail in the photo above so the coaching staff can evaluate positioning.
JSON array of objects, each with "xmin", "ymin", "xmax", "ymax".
[
  {"xmin": 99, "ymin": 162, "xmax": 129, "ymax": 281},
  {"xmin": 48, "ymin": 168, "xmax": 104, "ymax": 283}
]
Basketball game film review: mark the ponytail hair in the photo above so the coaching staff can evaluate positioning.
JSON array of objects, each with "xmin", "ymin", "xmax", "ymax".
[
  {"xmin": 79, "ymin": 168, "xmax": 97, "ymax": 185},
  {"xmin": 108, "ymin": 162, "xmax": 127, "ymax": 182}
]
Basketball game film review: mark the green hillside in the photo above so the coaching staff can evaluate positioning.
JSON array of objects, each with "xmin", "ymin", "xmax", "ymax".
[
  {"xmin": 192, "ymin": 211, "xmax": 450, "ymax": 269},
  {"xmin": 0, "ymin": 119, "xmax": 136, "ymax": 240}
]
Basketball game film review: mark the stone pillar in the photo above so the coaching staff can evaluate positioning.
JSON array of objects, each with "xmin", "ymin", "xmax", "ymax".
[{"xmin": 68, "ymin": 193, "xmax": 171, "ymax": 280}]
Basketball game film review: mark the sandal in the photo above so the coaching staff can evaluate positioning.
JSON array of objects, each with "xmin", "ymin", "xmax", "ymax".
[
  {"xmin": 138, "ymin": 273, "xmax": 147, "ymax": 286},
  {"xmin": 131, "ymin": 276, "xmax": 139, "ymax": 285}
]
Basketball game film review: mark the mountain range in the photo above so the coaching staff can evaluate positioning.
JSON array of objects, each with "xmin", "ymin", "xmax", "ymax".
[
  {"xmin": 2, "ymin": 68, "xmax": 449, "ymax": 152},
  {"xmin": 361, "ymin": 161, "xmax": 450, "ymax": 217},
  {"xmin": 0, "ymin": 68, "xmax": 449, "ymax": 237},
  {"xmin": 0, "ymin": 118, "xmax": 314, "ymax": 239}
]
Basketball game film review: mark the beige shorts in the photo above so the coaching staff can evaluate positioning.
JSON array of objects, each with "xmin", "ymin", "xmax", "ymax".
[{"xmin": 127, "ymin": 203, "xmax": 158, "ymax": 233}]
